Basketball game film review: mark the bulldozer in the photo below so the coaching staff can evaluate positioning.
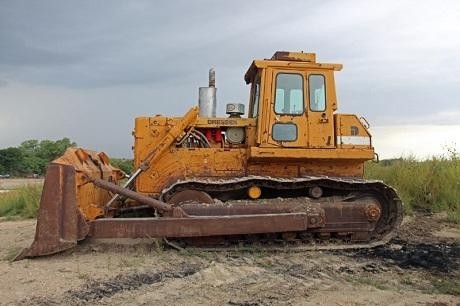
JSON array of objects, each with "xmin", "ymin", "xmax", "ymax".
[{"xmin": 17, "ymin": 51, "xmax": 403, "ymax": 260}]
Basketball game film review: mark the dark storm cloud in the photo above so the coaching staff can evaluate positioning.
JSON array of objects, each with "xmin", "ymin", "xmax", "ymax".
[
  {"xmin": 0, "ymin": 0, "xmax": 273, "ymax": 87},
  {"xmin": 0, "ymin": 0, "xmax": 459, "ymax": 156}
]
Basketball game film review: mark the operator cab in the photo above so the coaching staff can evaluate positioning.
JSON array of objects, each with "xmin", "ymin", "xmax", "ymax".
[{"xmin": 245, "ymin": 51, "xmax": 342, "ymax": 149}]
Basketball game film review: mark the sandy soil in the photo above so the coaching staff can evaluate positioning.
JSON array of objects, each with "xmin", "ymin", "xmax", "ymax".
[{"xmin": 0, "ymin": 213, "xmax": 459, "ymax": 306}]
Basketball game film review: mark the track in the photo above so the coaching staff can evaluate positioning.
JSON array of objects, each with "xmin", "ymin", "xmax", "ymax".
[{"xmin": 160, "ymin": 176, "xmax": 404, "ymax": 250}]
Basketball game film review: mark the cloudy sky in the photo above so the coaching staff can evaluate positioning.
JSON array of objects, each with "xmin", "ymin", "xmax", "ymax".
[{"xmin": 1, "ymin": 0, "xmax": 459, "ymax": 159}]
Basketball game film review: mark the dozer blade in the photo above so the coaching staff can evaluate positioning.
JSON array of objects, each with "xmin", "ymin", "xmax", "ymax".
[
  {"xmin": 15, "ymin": 148, "xmax": 124, "ymax": 260},
  {"xmin": 15, "ymin": 164, "xmax": 89, "ymax": 260}
]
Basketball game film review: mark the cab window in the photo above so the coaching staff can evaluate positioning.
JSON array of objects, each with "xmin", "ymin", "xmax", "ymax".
[
  {"xmin": 309, "ymin": 74, "xmax": 326, "ymax": 112},
  {"xmin": 272, "ymin": 123, "xmax": 297, "ymax": 141},
  {"xmin": 274, "ymin": 73, "xmax": 303, "ymax": 115},
  {"xmin": 250, "ymin": 75, "xmax": 261, "ymax": 118}
]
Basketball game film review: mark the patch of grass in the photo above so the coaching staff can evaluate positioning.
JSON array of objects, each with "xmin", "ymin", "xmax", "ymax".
[
  {"xmin": 400, "ymin": 276, "xmax": 416, "ymax": 286},
  {"xmin": 77, "ymin": 272, "xmax": 90, "ymax": 281},
  {"xmin": 430, "ymin": 278, "xmax": 460, "ymax": 296},
  {"xmin": 0, "ymin": 184, "xmax": 42, "ymax": 218},
  {"xmin": 346, "ymin": 275, "xmax": 390, "ymax": 290},
  {"xmin": 446, "ymin": 210, "xmax": 460, "ymax": 224},
  {"xmin": 182, "ymin": 249, "xmax": 218, "ymax": 261},
  {"xmin": 3, "ymin": 246, "xmax": 22, "ymax": 262},
  {"xmin": 117, "ymin": 256, "xmax": 146, "ymax": 268},
  {"xmin": 365, "ymin": 149, "xmax": 460, "ymax": 216}
]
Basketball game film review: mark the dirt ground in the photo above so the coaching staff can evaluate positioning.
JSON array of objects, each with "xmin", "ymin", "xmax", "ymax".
[{"xmin": 0, "ymin": 213, "xmax": 459, "ymax": 306}]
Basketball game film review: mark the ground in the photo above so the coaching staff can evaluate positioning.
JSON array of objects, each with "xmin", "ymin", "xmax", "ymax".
[
  {"xmin": 0, "ymin": 214, "xmax": 458, "ymax": 305},
  {"xmin": 0, "ymin": 179, "xmax": 459, "ymax": 305}
]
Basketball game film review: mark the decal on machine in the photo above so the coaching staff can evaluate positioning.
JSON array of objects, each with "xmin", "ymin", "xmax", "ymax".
[
  {"xmin": 337, "ymin": 136, "xmax": 370, "ymax": 146},
  {"xmin": 207, "ymin": 119, "xmax": 238, "ymax": 125}
]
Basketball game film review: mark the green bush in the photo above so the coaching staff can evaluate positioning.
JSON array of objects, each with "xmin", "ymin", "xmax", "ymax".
[
  {"xmin": 110, "ymin": 158, "xmax": 134, "ymax": 175},
  {"xmin": 365, "ymin": 150, "xmax": 460, "ymax": 218},
  {"xmin": 0, "ymin": 184, "xmax": 42, "ymax": 219}
]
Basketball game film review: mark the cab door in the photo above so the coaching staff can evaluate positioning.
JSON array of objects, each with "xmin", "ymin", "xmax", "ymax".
[
  {"xmin": 306, "ymin": 71, "xmax": 335, "ymax": 148},
  {"xmin": 263, "ymin": 69, "xmax": 308, "ymax": 148}
]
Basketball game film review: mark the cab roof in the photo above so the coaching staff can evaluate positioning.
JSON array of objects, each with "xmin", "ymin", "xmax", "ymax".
[{"xmin": 244, "ymin": 51, "xmax": 342, "ymax": 84}]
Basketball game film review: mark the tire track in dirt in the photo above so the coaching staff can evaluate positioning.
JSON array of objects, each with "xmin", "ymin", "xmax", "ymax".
[{"xmin": 19, "ymin": 263, "xmax": 204, "ymax": 305}]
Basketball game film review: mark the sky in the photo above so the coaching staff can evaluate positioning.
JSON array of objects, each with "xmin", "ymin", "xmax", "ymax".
[{"xmin": 1, "ymin": 0, "xmax": 459, "ymax": 159}]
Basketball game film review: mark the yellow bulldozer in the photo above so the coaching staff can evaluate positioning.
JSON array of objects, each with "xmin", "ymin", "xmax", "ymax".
[{"xmin": 17, "ymin": 51, "xmax": 403, "ymax": 260}]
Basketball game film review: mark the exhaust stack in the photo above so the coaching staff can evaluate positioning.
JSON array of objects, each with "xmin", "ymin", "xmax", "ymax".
[{"xmin": 198, "ymin": 68, "xmax": 217, "ymax": 117}]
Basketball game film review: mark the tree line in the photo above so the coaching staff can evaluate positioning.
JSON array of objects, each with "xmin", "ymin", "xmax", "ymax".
[
  {"xmin": 0, "ymin": 138, "xmax": 133, "ymax": 176},
  {"xmin": 0, "ymin": 138, "xmax": 77, "ymax": 176}
]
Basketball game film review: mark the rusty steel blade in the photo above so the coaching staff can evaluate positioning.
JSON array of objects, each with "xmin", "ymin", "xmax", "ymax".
[{"xmin": 15, "ymin": 164, "xmax": 89, "ymax": 260}]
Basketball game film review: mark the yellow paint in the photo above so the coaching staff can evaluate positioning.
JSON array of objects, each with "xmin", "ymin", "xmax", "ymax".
[{"xmin": 131, "ymin": 51, "xmax": 375, "ymax": 196}]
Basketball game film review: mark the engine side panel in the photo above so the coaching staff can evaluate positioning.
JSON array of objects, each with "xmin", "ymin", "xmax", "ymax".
[{"xmin": 133, "ymin": 114, "xmax": 372, "ymax": 195}]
